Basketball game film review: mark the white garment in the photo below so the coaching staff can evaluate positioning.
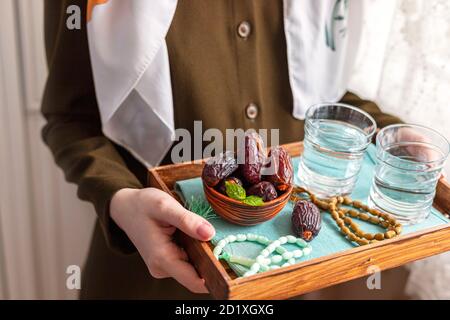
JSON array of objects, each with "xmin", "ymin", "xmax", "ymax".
[
  {"xmin": 374, "ymin": 0, "xmax": 450, "ymax": 299},
  {"xmin": 87, "ymin": 0, "xmax": 178, "ymax": 167},
  {"xmin": 348, "ymin": 0, "xmax": 450, "ymax": 300},
  {"xmin": 87, "ymin": 0, "xmax": 363, "ymax": 168}
]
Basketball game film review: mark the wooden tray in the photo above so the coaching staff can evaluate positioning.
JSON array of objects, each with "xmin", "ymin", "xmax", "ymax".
[{"xmin": 148, "ymin": 142, "xmax": 450, "ymax": 300}]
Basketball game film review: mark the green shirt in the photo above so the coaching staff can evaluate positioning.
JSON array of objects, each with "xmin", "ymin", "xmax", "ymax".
[{"xmin": 41, "ymin": 0, "xmax": 401, "ymax": 299}]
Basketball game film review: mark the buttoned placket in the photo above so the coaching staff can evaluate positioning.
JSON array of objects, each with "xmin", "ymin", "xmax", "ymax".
[{"xmin": 232, "ymin": 1, "xmax": 261, "ymax": 129}]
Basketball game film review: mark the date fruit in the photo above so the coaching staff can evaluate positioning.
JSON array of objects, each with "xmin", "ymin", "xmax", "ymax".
[
  {"xmin": 292, "ymin": 200, "xmax": 322, "ymax": 242},
  {"xmin": 264, "ymin": 146, "xmax": 293, "ymax": 192},
  {"xmin": 247, "ymin": 181, "xmax": 278, "ymax": 202},
  {"xmin": 239, "ymin": 132, "xmax": 266, "ymax": 185},
  {"xmin": 202, "ymin": 151, "xmax": 238, "ymax": 187}
]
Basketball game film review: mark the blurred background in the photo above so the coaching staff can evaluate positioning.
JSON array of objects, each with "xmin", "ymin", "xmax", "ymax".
[{"xmin": 0, "ymin": 0, "xmax": 449, "ymax": 299}]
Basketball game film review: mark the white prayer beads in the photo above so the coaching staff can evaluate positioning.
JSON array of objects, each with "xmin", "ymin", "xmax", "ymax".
[{"xmin": 213, "ymin": 233, "xmax": 313, "ymax": 278}]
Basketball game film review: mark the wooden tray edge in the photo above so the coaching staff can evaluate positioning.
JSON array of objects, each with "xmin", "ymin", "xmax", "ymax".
[
  {"xmin": 227, "ymin": 224, "xmax": 450, "ymax": 299},
  {"xmin": 148, "ymin": 168, "xmax": 232, "ymax": 299},
  {"xmin": 147, "ymin": 141, "xmax": 450, "ymax": 299},
  {"xmin": 435, "ymin": 177, "xmax": 450, "ymax": 216}
]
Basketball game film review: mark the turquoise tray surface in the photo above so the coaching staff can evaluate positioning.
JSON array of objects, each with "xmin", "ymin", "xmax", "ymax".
[{"xmin": 175, "ymin": 145, "xmax": 449, "ymax": 277}]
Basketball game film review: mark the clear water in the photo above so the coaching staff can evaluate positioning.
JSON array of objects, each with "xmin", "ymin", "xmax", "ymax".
[
  {"xmin": 368, "ymin": 143, "xmax": 445, "ymax": 224},
  {"xmin": 298, "ymin": 120, "xmax": 369, "ymax": 197}
]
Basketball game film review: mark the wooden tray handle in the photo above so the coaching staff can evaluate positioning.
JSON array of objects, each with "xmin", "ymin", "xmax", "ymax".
[{"xmin": 435, "ymin": 177, "xmax": 450, "ymax": 216}]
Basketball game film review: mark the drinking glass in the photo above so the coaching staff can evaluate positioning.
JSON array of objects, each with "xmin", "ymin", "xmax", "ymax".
[
  {"xmin": 368, "ymin": 124, "xmax": 449, "ymax": 224},
  {"xmin": 297, "ymin": 103, "xmax": 377, "ymax": 198}
]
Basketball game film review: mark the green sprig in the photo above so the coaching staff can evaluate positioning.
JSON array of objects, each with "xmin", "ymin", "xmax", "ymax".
[{"xmin": 187, "ymin": 196, "xmax": 218, "ymax": 220}]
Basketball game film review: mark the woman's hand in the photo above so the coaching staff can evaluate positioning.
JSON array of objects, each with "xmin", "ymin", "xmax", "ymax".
[
  {"xmin": 110, "ymin": 187, "xmax": 215, "ymax": 294},
  {"xmin": 396, "ymin": 127, "xmax": 447, "ymax": 179}
]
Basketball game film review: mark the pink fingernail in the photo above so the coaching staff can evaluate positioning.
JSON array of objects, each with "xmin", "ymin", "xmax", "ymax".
[{"xmin": 197, "ymin": 221, "xmax": 215, "ymax": 240}]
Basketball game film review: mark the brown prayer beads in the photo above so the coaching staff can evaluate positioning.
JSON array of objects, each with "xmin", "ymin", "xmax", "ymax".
[{"xmin": 290, "ymin": 186, "xmax": 402, "ymax": 246}]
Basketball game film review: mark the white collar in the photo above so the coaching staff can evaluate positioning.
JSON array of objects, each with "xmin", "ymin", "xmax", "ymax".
[{"xmin": 87, "ymin": 0, "xmax": 363, "ymax": 167}]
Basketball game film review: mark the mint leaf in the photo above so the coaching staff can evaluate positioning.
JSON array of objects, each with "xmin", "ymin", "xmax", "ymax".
[
  {"xmin": 242, "ymin": 195, "xmax": 264, "ymax": 206},
  {"xmin": 225, "ymin": 181, "xmax": 246, "ymax": 200}
]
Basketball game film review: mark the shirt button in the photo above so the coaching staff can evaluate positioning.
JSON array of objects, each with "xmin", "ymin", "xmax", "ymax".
[
  {"xmin": 246, "ymin": 103, "xmax": 259, "ymax": 120},
  {"xmin": 237, "ymin": 21, "xmax": 252, "ymax": 39}
]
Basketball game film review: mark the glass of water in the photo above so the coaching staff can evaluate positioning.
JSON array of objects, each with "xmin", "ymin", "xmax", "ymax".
[
  {"xmin": 297, "ymin": 103, "xmax": 377, "ymax": 198},
  {"xmin": 368, "ymin": 124, "xmax": 449, "ymax": 224}
]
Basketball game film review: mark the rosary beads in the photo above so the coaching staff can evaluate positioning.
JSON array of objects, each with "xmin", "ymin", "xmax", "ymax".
[
  {"xmin": 212, "ymin": 187, "xmax": 402, "ymax": 278},
  {"xmin": 213, "ymin": 233, "xmax": 312, "ymax": 277},
  {"xmin": 291, "ymin": 186, "xmax": 402, "ymax": 246}
]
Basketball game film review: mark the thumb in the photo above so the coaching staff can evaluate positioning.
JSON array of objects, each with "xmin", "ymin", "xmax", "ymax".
[{"xmin": 155, "ymin": 200, "xmax": 216, "ymax": 241}]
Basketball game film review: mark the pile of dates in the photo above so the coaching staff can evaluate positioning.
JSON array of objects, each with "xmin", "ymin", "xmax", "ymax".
[{"xmin": 202, "ymin": 132, "xmax": 294, "ymax": 206}]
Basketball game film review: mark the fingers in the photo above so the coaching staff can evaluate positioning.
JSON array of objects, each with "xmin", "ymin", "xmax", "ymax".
[
  {"xmin": 147, "ymin": 245, "xmax": 207, "ymax": 294},
  {"xmin": 175, "ymin": 246, "xmax": 189, "ymax": 262},
  {"xmin": 114, "ymin": 188, "xmax": 211, "ymax": 295},
  {"xmin": 164, "ymin": 258, "xmax": 209, "ymax": 294},
  {"xmin": 152, "ymin": 194, "xmax": 215, "ymax": 241},
  {"xmin": 147, "ymin": 243, "xmax": 187, "ymax": 270}
]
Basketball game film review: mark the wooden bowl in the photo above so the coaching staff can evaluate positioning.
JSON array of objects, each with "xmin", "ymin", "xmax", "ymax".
[{"xmin": 203, "ymin": 182, "xmax": 293, "ymax": 226}]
